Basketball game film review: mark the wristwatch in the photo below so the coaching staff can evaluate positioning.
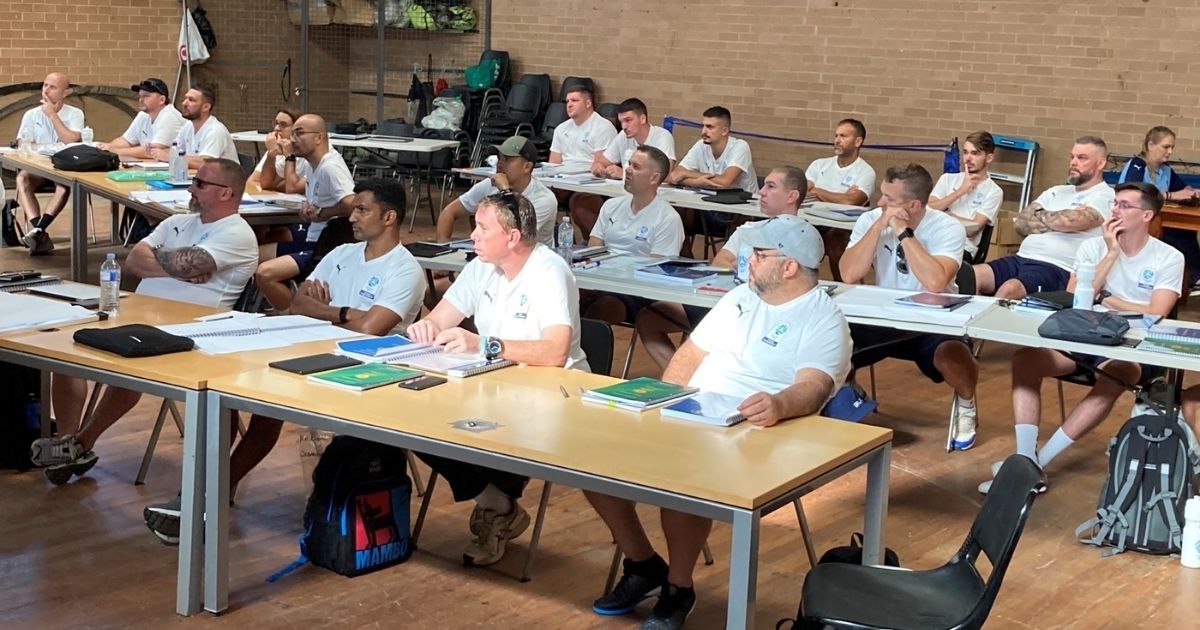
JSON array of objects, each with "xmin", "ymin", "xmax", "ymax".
[
  {"xmin": 897, "ymin": 228, "xmax": 915, "ymax": 243},
  {"xmin": 1095, "ymin": 290, "xmax": 1111, "ymax": 305},
  {"xmin": 284, "ymin": 154, "xmax": 297, "ymax": 163},
  {"xmin": 482, "ymin": 336, "xmax": 503, "ymax": 360},
  {"xmin": 338, "ymin": 306, "xmax": 350, "ymax": 324}
]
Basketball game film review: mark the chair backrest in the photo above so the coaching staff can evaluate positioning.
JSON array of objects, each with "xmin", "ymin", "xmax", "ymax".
[
  {"xmin": 579, "ymin": 318, "xmax": 614, "ymax": 376},
  {"xmin": 505, "ymin": 84, "xmax": 541, "ymax": 123},
  {"xmin": 541, "ymin": 102, "xmax": 568, "ymax": 135},
  {"xmin": 558, "ymin": 76, "xmax": 595, "ymax": 102},
  {"xmin": 956, "ymin": 260, "xmax": 977, "ymax": 295},
  {"xmin": 971, "ymin": 223, "xmax": 995, "ymax": 265},
  {"xmin": 518, "ymin": 73, "xmax": 552, "ymax": 114},
  {"xmin": 236, "ymin": 153, "xmax": 257, "ymax": 177},
  {"xmin": 595, "ymin": 102, "xmax": 620, "ymax": 129},
  {"xmin": 479, "ymin": 49, "xmax": 511, "ymax": 93}
]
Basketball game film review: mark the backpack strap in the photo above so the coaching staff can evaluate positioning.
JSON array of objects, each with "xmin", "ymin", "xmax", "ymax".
[{"xmin": 266, "ymin": 538, "xmax": 309, "ymax": 583}]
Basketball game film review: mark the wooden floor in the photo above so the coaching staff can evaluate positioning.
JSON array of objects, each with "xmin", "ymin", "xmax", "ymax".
[{"xmin": 3, "ymin": 189, "xmax": 1200, "ymax": 629}]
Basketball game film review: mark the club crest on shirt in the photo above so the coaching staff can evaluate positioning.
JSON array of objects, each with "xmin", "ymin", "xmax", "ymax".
[
  {"xmin": 1138, "ymin": 268, "xmax": 1155, "ymax": 290},
  {"xmin": 760, "ymin": 323, "xmax": 789, "ymax": 347},
  {"xmin": 358, "ymin": 275, "xmax": 381, "ymax": 301},
  {"xmin": 514, "ymin": 293, "xmax": 529, "ymax": 319},
  {"xmin": 635, "ymin": 225, "xmax": 650, "ymax": 242}
]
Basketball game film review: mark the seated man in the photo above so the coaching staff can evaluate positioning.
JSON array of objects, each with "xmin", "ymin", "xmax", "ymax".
[
  {"xmin": 14, "ymin": 72, "xmax": 84, "ymax": 255},
  {"xmin": 143, "ymin": 180, "xmax": 426, "ymax": 543},
  {"xmin": 926, "ymin": 130, "xmax": 1003, "ymax": 262},
  {"xmin": 254, "ymin": 114, "xmax": 356, "ymax": 312},
  {"xmin": 587, "ymin": 215, "xmax": 849, "ymax": 630},
  {"xmin": 570, "ymin": 98, "xmax": 677, "ymax": 236},
  {"xmin": 979, "ymin": 182, "xmax": 1181, "ymax": 493},
  {"xmin": 96, "ymin": 78, "xmax": 184, "ymax": 160},
  {"xmin": 152, "ymin": 84, "xmax": 238, "ymax": 167},
  {"xmin": 408, "ymin": 191, "xmax": 588, "ymax": 567},
  {"xmin": 582, "ymin": 145, "xmax": 684, "ymax": 323},
  {"xmin": 635, "ymin": 166, "xmax": 807, "ymax": 371},
  {"xmin": 974, "ymin": 136, "xmax": 1115, "ymax": 299},
  {"xmin": 29, "ymin": 159, "xmax": 259, "ymax": 482},
  {"xmin": 839, "ymin": 163, "xmax": 980, "ymax": 450},
  {"xmin": 436, "ymin": 136, "xmax": 557, "ymax": 247},
  {"xmin": 250, "ymin": 109, "xmax": 304, "ymax": 193},
  {"xmin": 665, "ymin": 106, "xmax": 757, "ymax": 195},
  {"xmin": 549, "ymin": 85, "xmax": 619, "ymax": 173},
  {"xmin": 805, "ymin": 118, "xmax": 874, "ymax": 281}
]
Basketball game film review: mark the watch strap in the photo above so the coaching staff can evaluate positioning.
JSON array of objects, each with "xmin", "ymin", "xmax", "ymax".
[{"xmin": 338, "ymin": 306, "xmax": 349, "ymax": 324}]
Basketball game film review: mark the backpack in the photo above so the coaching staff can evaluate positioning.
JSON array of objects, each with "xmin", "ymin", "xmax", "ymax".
[
  {"xmin": 2, "ymin": 199, "xmax": 21, "ymax": 247},
  {"xmin": 0, "ymin": 362, "xmax": 43, "ymax": 471},
  {"xmin": 269, "ymin": 436, "xmax": 414, "ymax": 579},
  {"xmin": 191, "ymin": 7, "xmax": 217, "ymax": 50},
  {"xmin": 1075, "ymin": 412, "xmax": 1200, "ymax": 556},
  {"xmin": 51, "ymin": 145, "xmax": 119, "ymax": 172}
]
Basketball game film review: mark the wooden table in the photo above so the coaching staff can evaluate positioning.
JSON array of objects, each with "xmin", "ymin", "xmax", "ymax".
[
  {"xmin": 191, "ymin": 365, "xmax": 893, "ymax": 628},
  {"xmin": 0, "ymin": 152, "xmax": 91, "ymax": 280}
]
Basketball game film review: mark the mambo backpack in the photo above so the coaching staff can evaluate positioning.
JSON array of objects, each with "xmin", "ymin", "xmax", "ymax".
[
  {"xmin": 269, "ymin": 436, "xmax": 414, "ymax": 580},
  {"xmin": 1076, "ymin": 412, "xmax": 1200, "ymax": 556},
  {"xmin": 51, "ymin": 145, "xmax": 119, "ymax": 172}
]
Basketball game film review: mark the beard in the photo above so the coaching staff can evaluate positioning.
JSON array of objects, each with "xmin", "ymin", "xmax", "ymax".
[
  {"xmin": 1067, "ymin": 168, "xmax": 1091, "ymax": 186},
  {"xmin": 749, "ymin": 264, "xmax": 783, "ymax": 297}
]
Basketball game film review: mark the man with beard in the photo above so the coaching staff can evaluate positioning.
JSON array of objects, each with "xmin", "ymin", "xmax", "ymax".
[
  {"xmin": 96, "ymin": 78, "xmax": 184, "ymax": 160},
  {"xmin": 13, "ymin": 72, "xmax": 85, "ymax": 255},
  {"xmin": 973, "ymin": 136, "xmax": 1115, "ymax": 299},
  {"xmin": 585, "ymin": 214, "xmax": 848, "ymax": 630},
  {"xmin": 666, "ymin": 106, "xmax": 758, "ymax": 194},
  {"xmin": 152, "ymin": 84, "xmax": 237, "ymax": 167},
  {"xmin": 927, "ymin": 130, "xmax": 1003, "ymax": 261},
  {"xmin": 805, "ymin": 118, "xmax": 875, "ymax": 280}
]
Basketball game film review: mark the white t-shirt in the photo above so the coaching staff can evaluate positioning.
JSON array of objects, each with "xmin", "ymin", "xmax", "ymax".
[
  {"xmin": 303, "ymin": 150, "xmax": 356, "ymax": 243},
  {"xmin": 591, "ymin": 195, "xmax": 684, "ymax": 257},
  {"xmin": 849, "ymin": 208, "xmax": 967, "ymax": 293},
  {"xmin": 688, "ymin": 285, "xmax": 850, "ymax": 401},
  {"xmin": 174, "ymin": 115, "xmax": 238, "ymax": 162},
  {"xmin": 18, "ymin": 104, "xmax": 85, "ymax": 144},
  {"xmin": 456, "ymin": 177, "xmax": 558, "ymax": 247},
  {"xmin": 308, "ymin": 241, "xmax": 426, "ymax": 328},
  {"xmin": 1075, "ymin": 236, "xmax": 1184, "ymax": 306},
  {"xmin": 805, "ymin": 156, "xmax": 876, "ymax": 199},
  {"xmin": 1017, "ymin": 183, "xmax": 1116, "ymax": 270},
  {"xmin": 601, "ymin": 125, "xmax": 676, "ymax": 166},
  {"xmin": 253, "ymin": 153, "xmax": 312, "ymax": 179},
  {"xmin": 444, "ymin": 244, "xmax": 588, "ymax": 370},
  {"xmin": 678, "ymin": 137, "xmax": 758, "ymax": 194},
  {"xmin": 136, "ymin": 213, "xmax": 258, "ymax": 309},
  {"xmin": 928, "ymin": 173, "xmax": 1003, "ymax": 258},
  {"xmin": 550, "ymin": 111, "xmax": 618, "ymax": 170},
  {"xmin": 121, "ymin": 105, "xmax": 185, "ymax": 148}
]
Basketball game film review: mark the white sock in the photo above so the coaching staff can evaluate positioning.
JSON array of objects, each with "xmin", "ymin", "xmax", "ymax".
[
  {"xmin": 474, "ymin": 483, "xmax": 513, "ymax": 514},
  {"xmin": 1014, "ymin": 424, "xmax": 1039, "ymax": 462},
  {"xmin": 957, "ymin": 396, "xmax": 976, "ymax": 408},
  {"xmin": 1037, "ymin": 428, "xmax": 1075, "ymax": 469}
]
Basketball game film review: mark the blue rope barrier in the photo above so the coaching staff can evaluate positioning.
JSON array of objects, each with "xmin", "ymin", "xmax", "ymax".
[{"xmin": 663, "ymin": 116, "xmax": 951, "ymax": 154}]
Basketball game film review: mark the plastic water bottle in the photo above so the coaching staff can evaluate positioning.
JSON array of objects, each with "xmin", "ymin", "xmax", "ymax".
[
  {"xmin": 170, "ymin": 142, "xmax": 188, "ymax": 181},
  {"xmin": 80, "ymin": 126, "xmax": 94, "ymax": 146},
  {"xmin": 735, "ymin": 244, "xmax": 751, "ymax": 284},
  {"xmin": 621, "ymin": 149, "xmax": 634, "ymax": 181},
  {"xmin": 1182, "ymin": 497, "xmax": 1200, "ymax": 568},
  {"xmin": 556, "ymin": 215, "xmax": 575, "ymax": 261},
  {"xmin": 1073, "ymin": 262, "xmax": 1095, "ymax": 310},
  {"xmin": 99, "ymin": 253, "xmax": 121, "ymax": 316}
]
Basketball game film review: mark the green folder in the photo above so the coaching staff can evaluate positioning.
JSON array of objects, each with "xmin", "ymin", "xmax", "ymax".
[
  {"xmin": 307, "ymin": 363, "xmax": 424, "ymax": 391},
  {"xmin": 582, "ymin": 377, "xmax": 698, "ymax": 409}
]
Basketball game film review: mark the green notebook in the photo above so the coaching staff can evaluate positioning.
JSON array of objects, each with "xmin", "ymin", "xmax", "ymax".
[
  {"xmin": 307, "ymin": 363, "xmax": 424, "ymax": 391},
  {"xmin": 581, "ymin": 377, "xmax": 698, "ymax": 411}
]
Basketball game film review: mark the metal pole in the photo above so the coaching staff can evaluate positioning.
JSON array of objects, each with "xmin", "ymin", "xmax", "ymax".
[
  {"xmin": 299, "ymin": 0, "xmax": 310, "ymax": 112},
  {"xmin": 484, "ymin": 0, "xmax": 492, "ymax": 50},
  {"xmin": 376, "ymin": 0, "xmax": 385, "ymax": 124}
]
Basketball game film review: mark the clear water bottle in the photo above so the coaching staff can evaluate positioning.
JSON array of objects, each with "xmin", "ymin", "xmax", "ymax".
[
  {"xmin": 170, "ymin": 142, "xmax": 188, "ymax": 181},
  {"xmin": 1182, "ymin": 496, "xmax": 1200, "ymax": 568},
  {"xmin": 1073, "ymin": 262, "xmax": 1095, "ymax": 310},
  {"xmin": 99, "ymin": 253, "xmax": 121, "ymax": 316},
  {"xmin": 735, "ymin": 244, "xmax": 751, "ymax": 284},
  {"xmin": 556, "ymin": 215, "xmax": 575, "ymax": 262},
  {"xmin": 80, "ymin": 126, "xmax": 94, "ymax": 145}
]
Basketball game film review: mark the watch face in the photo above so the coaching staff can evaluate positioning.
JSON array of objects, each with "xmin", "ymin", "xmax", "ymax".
[{"xmin": 486, "ymin": 337, "xmax": 502, "ymax": 358}]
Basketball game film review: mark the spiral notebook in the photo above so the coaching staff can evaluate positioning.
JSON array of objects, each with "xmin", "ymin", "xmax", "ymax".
[
  {"xmin": 156, "ymin": 314, "xmax": 359, "ymax": 354},
  {"xmin": 389, "ymin": 348, "xmax": 514, "ymax": 377}
]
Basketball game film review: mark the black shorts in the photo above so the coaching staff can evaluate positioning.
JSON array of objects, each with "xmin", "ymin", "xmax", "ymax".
[
  {"xmin": 276, "ymin": 239, "xmax": 317, "ymax": 279},
  {"xmin": 850, "ymin": 325, "xmax": 969, "ymax": 384},
  {"xmin": 1065, "ymin": 352, "xmax": 1163, "ymax": 388},
  {"xmin": 987, "ymin": 255, "xmax": 1070, "ymax": 294}
]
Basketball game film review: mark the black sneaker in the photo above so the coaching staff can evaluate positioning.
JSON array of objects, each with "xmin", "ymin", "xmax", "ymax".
[
  {"xmin": 593, "ymin": 557, "xmax": 668, "ymax": 616},
  {"xmin": 144, "ymin": 494, "xmax": 182, "ymax": 545},
  {"xmin": 42, "ymin": 450, "xmax": 98, "ymax": 486},
  {"xmin": 640, "ymin": 584, "xmax": 696, "ymax": 630}
]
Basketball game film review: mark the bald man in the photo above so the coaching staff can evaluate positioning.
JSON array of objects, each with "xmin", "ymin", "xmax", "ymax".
[{"xmin": 14, "ymin": 72, "xmax": 85, "ymax": 255}]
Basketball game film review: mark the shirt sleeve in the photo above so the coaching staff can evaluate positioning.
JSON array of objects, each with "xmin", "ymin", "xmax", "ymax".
[
  {"xmin": 1154, "ymin": 247, "xmax": 1185, "ymax": 295},
  {"xmin": 688, "ymin": 291, "xmax": 736, "ymax": 352},
  {"xmin": 590, "ymin": 198, "xmax": 618, "ymax": 241},
  {"xmin": 720, "ymin": 224, "xmax": 744, "ymax": 255},
  {"xmin": 60, "ymin": 108, "xmax": 85, "ymax": 132},
  {"xmin": 121, "ymin": 115, "xmax": 143, "ymax": 144},
  {"xmin": 458, "ymin": 179, "xmax": 493, "ymax": 213},
  {"xmin": 930, "ymin": 174, "xmax": 954, "ymax": 200},
  {"xmin": 195, "ymin": 130, "xmax": 226, "ymax": 158},
  {"xmin": 1168, "ymin": 167, "xmax": 1188, "ymax": 193},
  {"xmin": 649, "ymin": 208, "xmax": 685, "ymax": 256},
  {"xmin": 443, "ymin": 259, "xmax": 483, "ymax": 317},
  {"xmin": 853, "ymin": 161, "xmax": 876, "ymax": 196},
  {"xmin": 795, "ymin": 306, "xmax": 852, "ymax": 384},
  {"xmin": 16, "ymin": 110, "xmax": 33, "ymax": 140},
  {"xmin": 602, "ymin": 135, "xmax": 623, "ymax": 164},
  {"xmin": 253, "ymin": 154, "xmax": 269, "ymax": 174},
  {"xmin": 653, "ymin": 128, "xmax": 677, "ymax": 161},
  {"xmin": 925, "ymin": 218, "xmax": 966, "ymax": 260},
  {"xmin": 588, "ymin": 118, "xmax": 617, "ymax": 153},
  {"xmin": 977, "ymin": 184, "xmax": 1004, "ymax": 223},
  {"xmin": 530, "ymin": 265, "xmax": 575, "ymax": 330},
  {"xmin": 847, "ymin": 211, "xmax": 877, "ymax": 248},
  {"xmin": 678, "ymin": 141, "xmax": 702, "ymax": 171},
  {"xmin": 140, "ymin": 215, "xmax": 179, "ymax": 249},
  {"xmin": 804, "ymin": 159, "xmax": 822, "ymax": 185},
  {"xmin": 549, "ymin": 122, "xmax": 567, "ymax": 155},
  {"xmin": 307, "ymin": 246, "xmax": 337, "ymax": 283},
  {"xmin": 195, "ymin": 221, "xmax": 258, "ymax": 273},
  {"xmin": 724, "ymin": 141, "xmax": 754, "ymax": 177},
  {"xmin": 151, "ymin": 114, "xmax": 184, "ymax": 148}
]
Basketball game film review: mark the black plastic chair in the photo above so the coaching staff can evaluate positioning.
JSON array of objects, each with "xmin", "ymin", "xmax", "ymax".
[
  {"xmin": 797, "ymin": 454, "xmax": 1044, "ymax": 630},
  {"xmin": 557, "ymin": 76, "xmax": 595, "ymax": 102},
  {"xmin": 595, "ymin": 102, "xmax": 620, "ymax": 129},
  {"xmin": 518, "ymin": 73, "xmax": 552, "ymax": 128},
  {"xmin": 236, "ymin": 153, "xmax": 257, "ymax": 178},
  {"xmin": 970, "ymin": 223, "xmax": 995, "ymax": 266},
  {"xmin": 955, "ymin": 259, "xmax": 976, "ymax": 296},
  {"xmin": 479, "ymin": 49, "xmax": 511, "ymax": 94},
  {"xmin": 580, "ymin": 318, "xmax": 614, "ymax": 376}
]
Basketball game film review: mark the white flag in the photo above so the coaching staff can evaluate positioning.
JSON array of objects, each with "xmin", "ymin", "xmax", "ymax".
[{"xmin": 178, "ymin": 10, "xmax": 210, "ymax": 65}]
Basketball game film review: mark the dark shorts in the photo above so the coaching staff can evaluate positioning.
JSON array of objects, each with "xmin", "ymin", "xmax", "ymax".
[
  {"xmin": 987, "ymin": 255, "xmax": 1071, "ymax": 294},
  {"xmin": 276, "ymin": 239, "xmax": 317, "ymax": 278},
  {"xmin": 682, "ymin": 303, "xmax": 710, "ymax": 330},
  {"xmin": 850, "ymin": 325, "xmax": 969, "ymax": 384},
  {"xmin": 1065, "ymin": 352, "xmax": 1163, "ymax": 388}
]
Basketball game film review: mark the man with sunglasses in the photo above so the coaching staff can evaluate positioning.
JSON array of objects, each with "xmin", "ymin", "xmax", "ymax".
[
  {"xmin": 588, "ymin": 215, "xmax": 849, "ymax": 630},
  {"xmin": 409, "ymin": 191, "xmax": 588, "ymax": 567},
  {"xmin": 30, "ymin": 159, "xmax": 258, "ymax": 484},
  {"xmin": 96, "ymin": 78, "xmax": 184, "ymax": 160},
  {"xmin": 840, "ymin": 163, "xmax": 981, "ymax": 450},
  {"xmin": 979, "ymin": 182, "xmax": 1181, "ymax": 494}
]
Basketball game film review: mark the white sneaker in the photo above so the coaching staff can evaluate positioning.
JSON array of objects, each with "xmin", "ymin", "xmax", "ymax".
[{"xmin": 951, "ymin": 398, "xmax": 977, "ymax": 451}]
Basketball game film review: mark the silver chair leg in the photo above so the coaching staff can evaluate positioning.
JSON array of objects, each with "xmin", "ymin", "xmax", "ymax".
[
  {"xmin": 407, "ymin": 451, "xmax": 425, "ymax": 497},
  {"xmin": 620, "ymin": 328, "xmax": 638, "ymax": 379},
  {"xmin": 411, "ymin": 470, "xmax": 440, "ymax": 543},
  {"xmin": 701, "ymin": 540, "xmax": 714, "ymax": 565},
  {"xmin": 167, "ymin": 400, "xmax": 185, "ymax": 437},
  {"xmin": 136, "ymin": 399, "xmax": 172, "ymax": 485},
  {"xmin": 519, "ymin": 481, "xmax": 554, "ymax": 582},
  {"xmin": 793, "ymin": 499, "xmax": 818, "ymax": 568},
  {"xmin": 82, "ymin": 381, "xmax": 103, "ymax": 427}
]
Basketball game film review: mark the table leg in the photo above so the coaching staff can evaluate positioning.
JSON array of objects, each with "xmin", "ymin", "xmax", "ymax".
[
  {"xmin": 204, "ymin": 391, "xmax": 231, "ymax": 613},
  {"xmin": 175, "ymin": 389, "xmax": 208, "ymax": 616},
  {"xmin": 110, "ymin": 201, "xmax": 120, "ymax": 246},
  {"xmin": 70, "ymin": 182, "xmax": 87, "ymax": 281},
  {"xmin": 862, "ymin": 443, "xmax": 891, "ymax": 565},
  {"xmin": 726, "ymin": 509, "xmax": 760, "ymax": 630}
]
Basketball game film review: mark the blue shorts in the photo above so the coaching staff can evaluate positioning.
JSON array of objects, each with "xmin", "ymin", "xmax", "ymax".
[
  {"xmin": 275, "ymin": 239, "xmax": 317, "ymax": 278},
  {"xmin": 1065, "ymin": 352, "xmax": 1162, "ymax": 388},
  {"xmin": 682, "ymin": 303, "xmax": 710, "ymax": 330},
  {"xmin": 987, "ymin": 255, "xmax": 1070, "ymax": 294},
  {"xmin": 850, "ymin": 325, "xmax": 970, "ymax": 384}
]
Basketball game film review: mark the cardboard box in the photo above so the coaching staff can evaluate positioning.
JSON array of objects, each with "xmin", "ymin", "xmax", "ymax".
[
  {"xmin": 991, "ymin": 210, "xmax": 1022, "ymax": 245},
  {"xmin": 986, "ymin": 243, "xmax": 1021, "ymax": 262}
]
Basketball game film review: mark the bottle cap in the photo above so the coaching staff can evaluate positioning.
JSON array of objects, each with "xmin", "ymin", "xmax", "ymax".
[
  {"xmin": 1187, "ymin": 496, "xmax": 1200, "ymax": 521},
  {"xmin": 105, "ymin": 252, "xmax": 116, "ymax": 260}
]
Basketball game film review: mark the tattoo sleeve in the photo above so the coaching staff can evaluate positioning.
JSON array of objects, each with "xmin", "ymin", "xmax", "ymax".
[
  {"xmin": 1037, "ymin": 206, "xmax": 1105, "ymax": 233},
  {"xmin": 154, "ymin": 246, "xmax": 218, "ymax": 279}
]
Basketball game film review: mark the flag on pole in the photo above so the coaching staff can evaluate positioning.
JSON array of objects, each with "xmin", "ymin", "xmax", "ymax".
[{"xmin": 179, "ymin": 9, "xmax": 210, "ymax": 65}]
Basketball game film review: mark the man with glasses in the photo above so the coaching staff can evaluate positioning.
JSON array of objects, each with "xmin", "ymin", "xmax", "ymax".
[
  {"xmin": 840, "ymin": 163, "xmax": 981, "ymax": 450},
  {"xmin": 254, "ymin": 113, "xmax": 357, "ymax": 312},
  {"xmin": 96, "ymin": 78, "xmax": 184, "ymax": 160},
  {"xmin": 408, "ymin": 191, "xmax": 589, "ymax": 567},
  {"xmin": 30, "ymin": 159, "xmax": 259, "ymax": 484},
  {"xmin": 250, "ymin": 109, "xmax": 303, "ymax": 193},
  {"xmin": 151, "ymin": 84, "xmax": 237, "ymax": 168},
  {"xmin": 980, "ymin": 182, "xmax": 1181, "ymax": 494},
  {"xmin": 587, "ymin": 215, "xmax": 849, "ymax": 630}
]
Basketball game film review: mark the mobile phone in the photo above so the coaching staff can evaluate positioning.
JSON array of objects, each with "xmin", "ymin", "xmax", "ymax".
[
  {"xmin": 1112, "ymin": 310, "xmax": 1142, "ymax": 319},
  {"xmin": 397, "ymin": 375, "xmax": 447, "ymax": 391},
  {"xmin": 0, "ymin": 270, "xmax": 41, "ymax": 282}
]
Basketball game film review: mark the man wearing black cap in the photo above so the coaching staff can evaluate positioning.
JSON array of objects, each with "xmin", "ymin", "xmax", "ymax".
[
  {"xmin": 97, "ymin": 78, "xmax": 184, "ymax": 160},
  {"xmin": 436, "ymin": 135, "xmax": 558, "ymax": 247}
]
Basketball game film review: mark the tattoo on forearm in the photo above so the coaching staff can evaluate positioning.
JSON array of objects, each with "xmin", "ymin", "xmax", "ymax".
[
  {"xmin": 155, "ymin": 246, "xmax": 217, "ymax": 279},
  {"xmin": 1039, "ymin": 206, "xmax": 1104, "ymax": 233},
  {"xmin": 1015, "ymin": 214, "xmax": 1050, "ymax": 236}
]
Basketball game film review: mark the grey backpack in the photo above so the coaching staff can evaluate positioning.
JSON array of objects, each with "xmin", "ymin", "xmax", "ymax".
[{"xmin": 1076, "ymin": 412, "xmax": 1200, "ymax": 556}]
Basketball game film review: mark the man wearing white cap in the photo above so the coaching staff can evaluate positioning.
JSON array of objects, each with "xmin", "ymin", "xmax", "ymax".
[{"xmin": 584, "ymin": 215, "xmax": 850, "ymax": 630}]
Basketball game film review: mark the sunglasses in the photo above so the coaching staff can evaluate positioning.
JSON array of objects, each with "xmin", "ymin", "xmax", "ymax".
[
  {"xmin": 895, "ymin": 241, "xmax": 909, "ymax": 275},
  {"xmin": 492, "ymin": 189, "xmax": 532, "ymax": 226},
  {"xmin": 192, "ymin": 177, "xmax": 231, "ymax": 191}
]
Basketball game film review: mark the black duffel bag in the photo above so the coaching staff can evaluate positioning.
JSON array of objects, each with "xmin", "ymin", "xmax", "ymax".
[{"xmin": 51, "ymin": 145, "xmax": 120, "ymax": 172}]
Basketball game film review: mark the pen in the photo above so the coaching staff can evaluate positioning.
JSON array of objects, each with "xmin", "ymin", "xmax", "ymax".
[{"xmin": 559, "ymin": 385, "xmax": 569, "ymax": 398}]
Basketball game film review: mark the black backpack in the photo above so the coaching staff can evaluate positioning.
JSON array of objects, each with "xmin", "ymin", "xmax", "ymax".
[
  {"xmin": 270, "ymin": 436, "xmax": 414, "ymax": 580},
  {"xmin": 0, "ymin": 362, "xmax": 42, "ymax": 471},
  {"xmin": 51, "ymin": 145, "xmax": 119, "ymax": 172},
  {"xmin": 191, "ymin": 7, "xmax": 217, "ymax": 50}
]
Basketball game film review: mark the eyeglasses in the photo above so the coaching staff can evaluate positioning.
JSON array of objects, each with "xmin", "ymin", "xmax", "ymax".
[
  {"xmin": 291, "ymin": 129, "xmax": 319, "ymax": 138},
  {"xmin": 1113, "ymin": 201, "xmax": 1150, "ymax": 211},
  {"xmin": 192, "ymin": 177, "xmax": 231, "ymax": 191},
  {"xmin": 895, "ymin": 241, "xmax": 909, "ymax": 275},
  {"xmin": 272, "ymin": 119, "xmax": 291, "ymax": 128},
  {"xmin": 751, "ymin": 248, "xmax": 787, "ymax": 263}
]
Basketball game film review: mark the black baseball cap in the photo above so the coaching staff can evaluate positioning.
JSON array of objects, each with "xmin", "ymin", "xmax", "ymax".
[{"xmin": 131, "ymin": 78, "xmax": 169, "ymax": 98}]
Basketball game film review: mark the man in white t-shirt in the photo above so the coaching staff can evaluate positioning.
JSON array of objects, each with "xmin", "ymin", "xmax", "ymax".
[
  {"xmin": 254, "ymin": 114, "xmax": 357, "ymax": 312},
  {"xmin": 152, "ymin": 84, "xmax": 238, "ymax": 168},
  {"xmin": 586, "ymin": 215, "xmax": 849, "ymax": 628},
  {"xmin": 927, "ymin": 130, "xmax": 1003, "ymax": 261},
  {"xmin": 634, "ymin": 166, "xmax": 808, "ymax": 371},
  {"xmin": 841, "ymin": 163, "xmax": 982, "ymax": 450},
  {"xmin": 142, "ymin": 179, "xmax": 427, "ymax": 543},
  {"xmin": 570, "ymin": 98, "xmax": 677, "ymax": 236},
  {"xmin": 437, "ymin": 136, "xmax": 557, "ymax": 247},
  {"xmin": 549, "ymin": 85, "xmax": 619, "ymax": 172},
  {"xmin": 667, "ymin": 105, "xmax": 758, "ymax": 195},
  {"xmin": 249, "ymin": 109, "xmax": 305, "ymax": 193},
  {"xmin": 96, "ymin": 78, "xmax": 184, "ymax": 160},
  {"xmin": 974, "ymin": 136, "xmax": 1115, "ymax": 300},
  {"xmin": 979, "ymin": 182, "xmax": 1181, "ymax": 494},
  {"xmin": 30, "ymin": 159, "xmax": 258, "ymax": 484},
  {"xmin": 14, "ymin": 72, "xmax": 85, "ymax": 255},
  {"xmin": 408, "ymin": 191, "xmax": 587, "ymax": 567},
  {"xmin": 806, "ymin": 118, "xmax": 875, "ymax": 281}
]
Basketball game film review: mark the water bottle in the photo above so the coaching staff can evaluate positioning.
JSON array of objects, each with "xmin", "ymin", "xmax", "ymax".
[
  {"xmin": 1183, "ymin": 497, "xmax": 1200, "ymax": 568},
  {"xmin": 735, "ymin": 244, "xmax": 751, "ymax": 284},
  {"xmin": 80, "ymin": 126, "xmax": 94, "ymax": 146},
  {"xmin": 170, "ymin": 142, "xmax": 188, "ymax": 181},
  {"xmin": 556, "ymin": 215, "xmax": 575, "ymax": 262},
  {"xmin": 99, "ymin": 253, "xmax": 121, "ymax": 316},
  {"xmin": 1073, "ymin": 262, "xmax": 1095, "ymax": 310},
  {"xmin": 621, "ymin": 149, "xmax": 634, "ymax": 181}
]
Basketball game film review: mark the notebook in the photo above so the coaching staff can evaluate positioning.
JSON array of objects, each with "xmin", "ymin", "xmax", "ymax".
[
  {"xmin": 29, "ymin": 283, "xmax": 128, "ymax": 303},
  {"xmin": 894, "ymin": 292, "xmax": 972, "ymax": 310},
  {"xmin": 308, "ymin": 363, "xmax": 424, "ymax": 391},
  {"xmin": 336, "ymin": 334, "xmax": 432, "ymax": 362},
  {"xmin": 581, "ymin": 377, "xmax": 698, "ymax": 411},
  {"xmin": 393, "ymin": 351, "xmax": 514, "ymax": 378},
  {"xmin": 660, "ymin": 392, "xmax": 747, "ymax": 426},
  {"xmin": 633, "ymin": 261, "xmax": 718, "ymax": 286},
  {"xmin": 269, "ymin": 353, "xmax": 362, "ymax": 375},
  {"xmin": 406, "ymin": 242, "xmax": 455, "ymax": 258}
]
